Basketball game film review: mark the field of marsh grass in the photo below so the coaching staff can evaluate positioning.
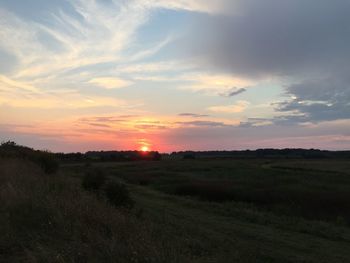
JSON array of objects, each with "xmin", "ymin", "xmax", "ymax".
[{"xmin": 62, "ymin": 158, "xmax": 350, "ymax": 262}]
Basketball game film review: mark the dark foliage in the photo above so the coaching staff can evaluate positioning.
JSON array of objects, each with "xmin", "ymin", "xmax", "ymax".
[
  {"xmin": 34, "ymin": 151, "xmax": 59, "ymax": 174},
  {"xmin": 171, "ymin": 181, "xmax": 234, "ymax": 202},
  {"xmin": 56, "ymin": 150, "xmax": 163, "ymax": 163},
  {"xmin": 104, "ymin": 182, "xmax": 134, "ymax": 208},
  {"xmin": 82, "ymin": 168, "xmax": 107, "ymax": 192},
  {"xmin": 171, "ymin": 149, "xmax": 350, "ymax": 159},
  {"xmin": 0, "ymin": 141, "xmax": 59, "ymax": 174},
  {"xmin": 183, "ymin": 153, "xmax": 196, "ymax": 160}
]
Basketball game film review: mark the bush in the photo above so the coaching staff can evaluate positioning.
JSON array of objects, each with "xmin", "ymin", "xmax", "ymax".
[
  {"xmin": 0, "ymin": 141, "xmax": 59, "ymax": 174},
  {"xmin": 82, "ymin": 168, "xmax": 106, "ymax": 192},
  {"xmin": 104, "ymin": 182, "xmax": 134, "ymax": 208},
  {"xmin": 35, "ymin": 151, "xmax": 59, "ymax": 174}
]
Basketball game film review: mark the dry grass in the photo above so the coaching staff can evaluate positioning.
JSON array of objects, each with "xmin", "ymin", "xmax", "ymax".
[{"xmin": 0, "ymin": 158, "xmax": 184, "ymax": 263}]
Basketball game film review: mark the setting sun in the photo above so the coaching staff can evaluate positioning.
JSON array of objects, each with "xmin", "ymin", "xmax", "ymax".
[{"xmin": 140, "ymin": 146, "xmax": 149, "ymax": 152}]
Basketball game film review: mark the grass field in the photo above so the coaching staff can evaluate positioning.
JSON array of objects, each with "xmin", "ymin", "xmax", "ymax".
[
  {"xmin": 1, "ymin": 154, "xmax": 350, "ymax": 262},
  {"xmin": 60, "ymin": 158, "xmax": 350, "ymax": 262}
]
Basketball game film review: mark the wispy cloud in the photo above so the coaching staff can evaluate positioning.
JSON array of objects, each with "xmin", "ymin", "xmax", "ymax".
[
  {"xmin": 88, "ymin": 77, "xmax": 133, "ymax": 89},
  {"xmin": 0, "ymin": 1, "xmax": 180, "ymax": 112},
  {"xmin": 179, "ymin": 73, "xmax": 253, "ymax": 95},
  {"xmin": 208, "ymin": 101, "xmax": 250, "ymax": 113},
  {"xmin": 176, "ymin": 120, "xmax": 233, "ymax": 127},
  {"xmin": 0, "ymin": 75, "xmax": 38, "ymax": 93},
  {"xmin": 118, "ymin": 60, "xmax": 194, "ymax": 74},
  {"xmin": 127, "ymin": 36, "xmax": 173, "ymax": 62},
  {"xmin": 178, "ymin": 113, "xmax": 209, "ymax": 118},
  {"xmin": 139, "ymin": 0, "xmax": 228, "ymax": 14}
]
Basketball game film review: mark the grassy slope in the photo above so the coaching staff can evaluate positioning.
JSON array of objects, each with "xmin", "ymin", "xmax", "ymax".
[{"xmin": 0, "ymin": 158, "xmax": 186, "ymax": 263}]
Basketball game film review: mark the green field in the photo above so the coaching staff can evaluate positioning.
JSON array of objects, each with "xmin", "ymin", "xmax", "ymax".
[{"xmin": 60, "ymin": 158, "xmax": 350, "ymax": 262}]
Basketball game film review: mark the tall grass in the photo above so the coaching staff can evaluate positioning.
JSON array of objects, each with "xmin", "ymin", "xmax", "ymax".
[
  {"xmin": 0, "ymin": 158, "xmax": 184, "ymax": 262},
  {"xmin": 154, "ymin": 178, "xmax": 350, "ymax": 223}
]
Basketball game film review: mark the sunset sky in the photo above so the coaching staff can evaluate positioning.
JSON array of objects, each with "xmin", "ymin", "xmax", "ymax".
[{"xmin": 1, "ymin": 0, "xmax": 350, "ymax": 152}]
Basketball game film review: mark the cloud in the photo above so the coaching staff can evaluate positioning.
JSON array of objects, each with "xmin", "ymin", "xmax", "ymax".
[
  {"xmin": 182, "ymin": 0, "xmax": 350, "ymax": 123},
  {"xmin": 179, "ymin": 73, "xmax": 253, "ymax": 96},
  {"xmin": 127, "ymin": 36, "xmax": 173, "ymax": 62},
  {"xmin": 139, "ymin": 0, "xmax": 228, "ymax": 14},
  {"xmin": 0, "ymin": 74, "xmax": 38, "ymax": 92},
  {"xmin": 0, "ymin": 76, "xmax": 126, "ymax": 109},
  {"xmin": 78, "ymin": 115, "xmax": 173, "ymax": 132},
  {"xmin": 2, "ymin": 0, "xmax": 350, "ymax": 152},
  {"xmin": 239, "ymin": 118, "xmax": 273, "ymax": 128},
  {"xmin": 0, "ymin": 0, "xmax": 182, "ymax": 83},
  {"xmin": 87, "ymin": 123, "xmax": 112, "ymax": 128},
  {"xmin": 219, "ymin": 87, "xmax": 246, "ymax": 97},
  {"xmin": 0, "ymin": 49, "xmax": 18, "ymax": 74},
  {"xmin": 0, "ymin": 0, "xmax": 152, "ymax": 114},
  {"xmin": 163, "ymin": 119, "xmax": 350, "ymax": 151},
  {"xmin": 118, "ymin": 60, "xmax": 194, "ymax": 74},
  {"xmin": 3, "ymin": 115, "xmax": 350, "ymax": 152},
  {"xmin": 88, "ymin": 77, "xmax": 133, "ymax": 89},
  {"xmin": 178, "ymin": 113, "xmax": 209, "ymax": 118},
  {"xmin": 0, "ymin": 0, "xmax": 221, "ymax": 115},
  {"xmin": 79, "ymin": 116, "xmax": 126, "ymax": 125},
  {"xmin": 275, "ymin": 71, "xmax": 350, "ymax": 123},
  {"xmin": 134, "ymin": 124, "xmax": 167, "ymax": 130},
  {"xmin": 176, "ymin": 121, "xmax": 232, "ymax": 128},
  {"xmin": 189, "ymin": 0, "xmax": 350, "ymax": 78},
  {"xmin": 208, "ymin": 101, "xmax": 250, "ymax": 113}
]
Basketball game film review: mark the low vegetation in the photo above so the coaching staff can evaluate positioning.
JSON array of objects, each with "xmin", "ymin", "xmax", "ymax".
[
  {"xmin": 104, "ymin": 181, "xmax": 134, "ymax": 208},
  {"xmin": 82, "ymin": 167, "xmax": 107, "ymax": 192},
  {"xmin": 0, "ymin": 158, "xmax": 184, "ymax": 262}
]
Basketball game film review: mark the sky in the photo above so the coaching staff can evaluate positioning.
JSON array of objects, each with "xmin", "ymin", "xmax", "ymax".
[{"xmin": 1, "ymin": 0, "xmax": 350, "ymax": 152}]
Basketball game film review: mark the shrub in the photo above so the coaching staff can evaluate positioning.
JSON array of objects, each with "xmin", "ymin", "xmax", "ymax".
[
  {"xmin": 104, "ymin": 182, "xmax": 134, "ymax": 208},
  {"xmin": 0, "ymin": 141, "xmax": 59, "ymax": 174},
  {"xmin": 35, "ymin": 151, "xmax": 59, "ymax": 174},
  {"xmin": 82, "ymin": 168, "xmax": 106, "ymax": 192}
]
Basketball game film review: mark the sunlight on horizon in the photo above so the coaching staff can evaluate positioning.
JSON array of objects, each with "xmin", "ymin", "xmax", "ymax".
[{"xmin": 140, "ymin": 146, "xmax": 150, "ymax": 152}]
